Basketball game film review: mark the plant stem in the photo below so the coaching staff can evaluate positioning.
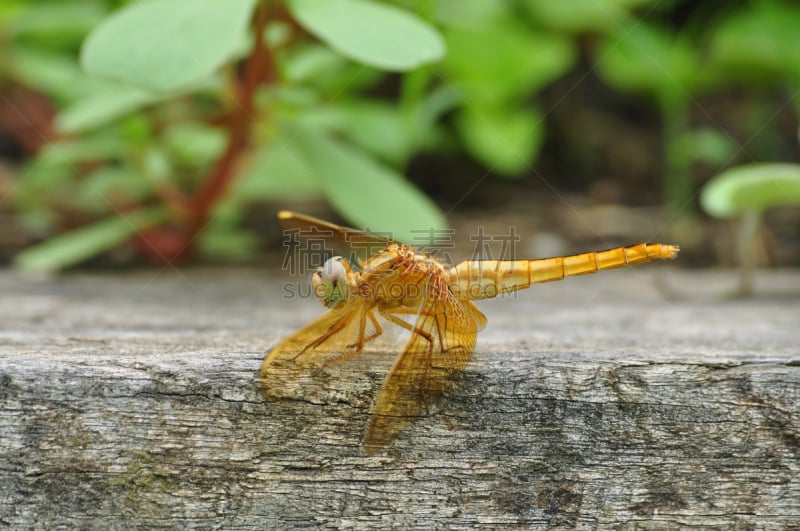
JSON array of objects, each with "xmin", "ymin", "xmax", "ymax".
[
  {"xmin": 736, "ymin": 210, "xmax": 760, "ymax": 296},
  {"xmin": 661, "ymin": 95, "xmax": 693, "ymax": 220},
  {"xmin": 186, "ymin": 0, "xmax": 276, "ymax": 245}
]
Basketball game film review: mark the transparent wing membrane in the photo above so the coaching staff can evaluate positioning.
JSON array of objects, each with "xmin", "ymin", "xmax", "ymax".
[{"xmin": 365, "ymin": 281, "xmax": 478, "ymax": 452}]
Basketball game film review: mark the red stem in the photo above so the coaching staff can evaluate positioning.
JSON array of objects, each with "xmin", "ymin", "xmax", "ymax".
[{"xmin": 185, "ymin": 1, "xmax": 276, "ymax": 241}]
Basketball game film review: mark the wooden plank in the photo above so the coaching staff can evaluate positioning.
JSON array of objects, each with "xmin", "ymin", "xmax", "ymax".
[{"xmin": 1, "ymin": 268, "xmax": 798, "ymax": 528}]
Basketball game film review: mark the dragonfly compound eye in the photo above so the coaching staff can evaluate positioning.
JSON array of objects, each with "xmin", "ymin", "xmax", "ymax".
[
  {"xmin": 320, "ymin": 256, "xmax": 347, "ymax": 283},
  {"xmin": 312, "ymin": 257, "xmax": 350, "ymax": 308}
]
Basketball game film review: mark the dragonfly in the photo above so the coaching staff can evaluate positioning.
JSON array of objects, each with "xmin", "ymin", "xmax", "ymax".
[{"xmin": 260, "ymin": 210, "xmax": 679, "ymax": 452}]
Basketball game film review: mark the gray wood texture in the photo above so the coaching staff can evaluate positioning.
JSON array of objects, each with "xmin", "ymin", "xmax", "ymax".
[{"xmin": 1, "ymin": 267, "xmax": 798, "ymax": 529}]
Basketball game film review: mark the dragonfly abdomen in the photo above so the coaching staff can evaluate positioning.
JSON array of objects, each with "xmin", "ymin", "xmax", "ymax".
[{"xmin": 447, "ymin": 243, "xmax": 679, "ymax": 300}]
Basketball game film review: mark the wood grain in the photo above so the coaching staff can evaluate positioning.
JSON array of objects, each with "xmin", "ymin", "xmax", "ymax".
[{"xmin": 1, "ymin": 268, "xmax": 798, "ymax": 528}]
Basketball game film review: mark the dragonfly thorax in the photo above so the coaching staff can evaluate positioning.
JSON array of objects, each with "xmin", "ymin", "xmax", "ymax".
[
  {"xmin": 312, "ymin": 256, "xmax": 352, "ymax": 308},
  {"xmin": 355, "ymin": 244, "xmax": 447, "ymax": 308}
]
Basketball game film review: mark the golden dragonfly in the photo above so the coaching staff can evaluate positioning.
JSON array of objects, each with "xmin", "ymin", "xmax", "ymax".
[{"xmin": 260, "ymin": 211, "xmax": 679, "ymax": 452}]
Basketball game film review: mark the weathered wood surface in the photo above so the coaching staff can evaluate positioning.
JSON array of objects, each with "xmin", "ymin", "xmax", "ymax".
[{"xmin": 1, "ymin": 267, "xmax": 798, "ymax": 529}]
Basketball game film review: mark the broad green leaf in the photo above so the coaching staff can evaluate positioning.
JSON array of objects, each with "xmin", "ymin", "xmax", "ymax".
[
  {"xmin": 9, "ymin": 47, "xmax": 98, "ymax": 103},
  {"xmin": 76, "ymin": 166, "xmax": 153, "ymax": 214},
  {"xmin": 7, "ymin": 1, "xmax": 105, "ymax": 41},
  {"xmin": 34, "ymin": 136, "xmax": 127, "ymax": 167},
  {"xmin": 700, "ymin": 163, "xmax": 800, "ymax": 218},
  {"xmin": 596, "ymin": 23, "xmax": 705, "ymax": 98},
  {"xmin": 417, "ymin": 84, "xmax": 461, "ymax": 134},
  {"xmin": 0, "ymin": 2, "xmax": 24, "ymax": 23},
  {"xmin": 442, "ymin": 20, "xmax": 574, "ymax": 105},
  {"xmin": 14, "ymin": 207, "xmax": 169, "ymax": 272},
  {"xmin": 142, "ymin": 147, "xmax": 172, "ymax": 186},
  {"xmin": 16, "ymin": 137, "xmax": 131, "ymax": 213},
  {"xmin": 283, "ymin": 44, "xmax": 349, "ymax": 83},
  {"xmin": 455, "ymin": 106, "xmax": 544, "ymax": 177},
  {"xmin": 284, "ymin": 104, "xmax": 347, "ymax": 132},
  {"xmin": 597, "ymin": 21, "xmax": 718, "ymax": 104},
  {"xmin": 672, "ymin": 128, "xmax": 737, "ymax": 167},
  {"xmin": 432, "ymin": 0, "xmax": 509, "ymax": 29},
  {"xmin": 162, "ymin": 122, "xmax": 227, "ymax": 167},
  {"xmin": 270, "ymin": 84, "xmax": 320, "ymax": 110},
  {"xmin": 56, "ymin": 83, "xmax": 163, "ymax": 133},
  {"xmin": 232, "ymin": 142, "xmax": 322, "ymax": 202},
  {"xmin": 521, "ymin": 0, "xmax": 657, "ymax": 33},
  {"xmin": 118, "ymin": 114, "xmax": 155, "ymax": 148},
  {"xmin": 337, "ymin": 101, "xmax": 408, "ymax": 165},
  {"xmin": 265, "ymin": 21, "xmax": 293, "ymax": 49},
  {"xmin": 710, "ymin": 2, "xmax": 800, "ymax": 82},
  {"xmin": 285, "ymin": 126, "xmax": 446, "ymax": 242},
  {"xmin": 281, "ymin": 43, "xmax": 383, "ymax": 97},
  {"xmin": 287, "ymin": 0, "xmax": 444, "ymax": 71},
  {"xmin": 81, "ymin": 0, "xmax": 256, "ymax": 91},
  {"xmin": 12, "ymin": 166, "xmax": 76, "ymax": 214}
]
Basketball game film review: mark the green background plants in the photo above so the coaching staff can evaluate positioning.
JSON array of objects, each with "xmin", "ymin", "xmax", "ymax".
[{"xmin": 1, "ymin": 0, "xmax": 798, "ymax": 271}]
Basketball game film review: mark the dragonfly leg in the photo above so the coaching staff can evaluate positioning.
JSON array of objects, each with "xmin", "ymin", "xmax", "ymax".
[
  {"xmin": 320, "ymin": 309, "xmax": 383, "ymax": 368},
  {"xmin": 300, "ymin": 309, "xmax": 358, "ymax": 357},
  {"xmin": 346, "ymin": 309, "xmax": 383, "ymax": 350},
  {"xmin": 376, "ymin": 306, "xmax": 434, "ymax": 334},
  {"xmin": 377, "ymin": 305, "xmax": 434, "ymax": 318},
  {"xmin": 378, "ymin": 306, "xmax": 437, "ymax": 414}
]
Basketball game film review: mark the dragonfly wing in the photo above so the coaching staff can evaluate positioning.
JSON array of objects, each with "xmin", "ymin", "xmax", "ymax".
[
  {"xmin": 278, "ymin": 210, "xmax": 395, "ymax": 265},
  {"xmin": 259, "ymin": 300, "xmax": 371, "ymax": 398},
  {"xmin": 365, "ymin": 289, "xmax": 479, "ymax": 452},
  {"xmin": 464, "ymin": 300, "xmax": 487, "ymax": 332}
]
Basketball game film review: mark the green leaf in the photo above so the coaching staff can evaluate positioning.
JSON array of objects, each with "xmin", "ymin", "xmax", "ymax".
[
  {"xmin": 162, "ymin": 122, "xmax": 227, "ymax": 167},
  {"xmin": 55, "ymin": 83, "xmax": 164, "ymax": 133},
  {"xmin": 672, "ymin": 128, "xmax": 737, "ymax": 167},
  {"xmin": 34, "ymin": 136, "xmax": 127, "ymax": 167},
  {"xmin": 9, "ymin": 47, "xmax": 97, "ymax": 103},
  {"xmin": 287, "ymin": 0, "xmax": 444, "ymax": 71},
  {"xmin": 232, "ymin": 142, "xmax": 322, "ymax": 202},
  {"xmin": 710, "ymin": 2, "xmax": 800, "ymax": 82},
  {"xmin": 7, "ymin": 1, "xmax": 105, "ymax": 41},
  {"xmin": 596, "ymin": 22, "xmax": 704, "ymax": 99},
  {"xmin": 455, "ymin": 106, "xmax": 544, "ymax": 177},
  {"xmin": 285, "ymin": 126, "xmax": 446, "ymax": 242},
  {"xmin": 9, "ymin": 46, "xmax": 173, "ymax": 131},
  {"xmin": 282, "ymin": 43, "xmax": 384, "ymax": 95},
  {"xmin": 431, "ymin": 0, "xmax": 510, "ymax": 29},
  {"xmin": 75, "ymin": 166, "xmax": 153, "ymax": 214},
  {"xmin": 81, "ymin": 0, "xmax": 257, "ymax": 91},
  {"xmin": 337, "ymin": 101, "xmax": 408, "ymax": 165},
  {"xmin": 700, "ymin": 163, "xmax": 800, "ymax": 218},
  {"xmin": 442, "ymin": 19, "xmax": 574, "ymax": 105},
  {"xmin": 521, "ymin": 0, "xmax": 657, "ymax": 33},
  {"xmin": 283, "ymin": 44, "xmax": 349, "ymax": 83},
  {"xmin": 14, "ymin": 207, "xmax": 169, "ymax": 272}
]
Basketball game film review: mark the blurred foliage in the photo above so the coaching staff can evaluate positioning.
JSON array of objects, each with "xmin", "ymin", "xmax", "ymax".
[
  {"xmin": 0, "ymin": 0, "xmax": 799, "ymax": 270},
  {"xmin": 700, "ymin": 164, "xmax": 800, "ymax": 294},
  {"xmin": 701, "ymin": 164, "xmax": 800, "ymax": 219}
]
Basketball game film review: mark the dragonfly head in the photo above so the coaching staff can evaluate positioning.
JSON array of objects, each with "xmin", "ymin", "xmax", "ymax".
[{"xmin": 312, "ymin": 256, "xmax": 351, "ymax": 308}]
